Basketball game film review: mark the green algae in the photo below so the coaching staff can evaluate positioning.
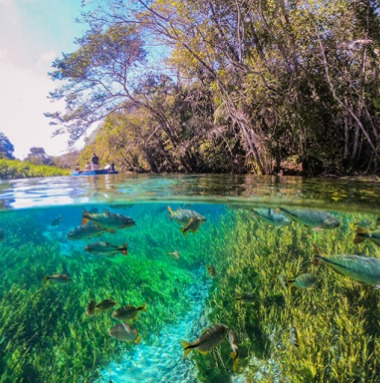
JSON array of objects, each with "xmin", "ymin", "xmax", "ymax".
[{"xmin": 195, "ymin": 208, "xmax": 380, "ymax": 382}]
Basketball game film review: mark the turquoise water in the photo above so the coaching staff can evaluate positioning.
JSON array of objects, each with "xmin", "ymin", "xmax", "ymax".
[{"xmin": 0, "ymin": 174, "xmax": 380, "ymax": 383}]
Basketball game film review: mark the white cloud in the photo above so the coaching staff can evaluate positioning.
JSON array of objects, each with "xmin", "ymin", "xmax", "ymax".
[{"xmin": 0, "ymin": 58, "xmax": 71, "ymax": 159}]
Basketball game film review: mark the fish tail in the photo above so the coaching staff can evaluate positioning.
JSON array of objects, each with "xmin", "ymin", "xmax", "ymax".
[
  {"xmin": 313, "ymin": 254, "xmax": 324, "ymax": 266},
  {"xmin": 44, "ymin": 276, "xmax": 50, "ymax": 283},
  {"xmin": 354, "ymin": 227, "xmax": 368, "ymax": 244},
  {"xmin": 180, "ymin": 227, "xmax": 188, "ymax": 237},
  {"xmin": 167, "ymin": 206, "xmax": 174, "ymax": 220},
  {"xmin": 181, "ymin": 340, "xmax": 192, "ymax": 359},
  {"xmin": 139, "ymin": 302, "xmax": 148, "ymax": 312},
  {"xmin": 120, "ymin": 242, "xmax": 128, "ymax": 256},
  {"xmin": 168, "ymin": 252, "xmax": 172, "ymax": 258},
  {"xmin": 287, "ymin": 279, "xmax": 295, "ymax": 284},
  {"xmin": 82, "ymin": 209, "xmax": 90, "ymax": 225},
  {"xmin": 135, "ymin": 335, "xmax": 140, "ymax": 344},
  {"xmin": 231, "ymin": 352, "xmax": 239, "ymax": 372}
]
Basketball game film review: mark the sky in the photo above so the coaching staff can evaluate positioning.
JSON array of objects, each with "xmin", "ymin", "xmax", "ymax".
[{"xmin": 0, "ymin": 0, "xmax": 86, "ymax": 159}]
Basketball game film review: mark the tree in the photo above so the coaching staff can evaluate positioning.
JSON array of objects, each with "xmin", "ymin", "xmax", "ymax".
[
  {"xmin": 0, "ymin": 132, "xmax": 14, "ymax": 159},
  {"xmin": 25, "ymin": 147, "xmax": 54, "ymax": 166}
]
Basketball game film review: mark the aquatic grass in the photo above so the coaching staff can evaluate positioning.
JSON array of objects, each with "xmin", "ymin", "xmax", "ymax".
[
  {"xmin": 192, "ymin": 208, "xmax": 380, "ymax": 382},
  {"xmin": 0, "ymin": 203, "xmax": 226, "ymax": 382}
]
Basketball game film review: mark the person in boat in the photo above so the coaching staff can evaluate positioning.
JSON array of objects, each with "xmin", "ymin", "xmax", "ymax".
[
  {"xmin": 84, "ymin": 162, "xmax": 91, "ymax": 171},
  {"xmin": 104, "ymin": 162, "xmax": 116, "ymax": 172},
  {"xmin": 91, "ymin": 153, "xmax": 100, "ymax": 170},
  {"xmin": 74, "ymin": 164, "xmax": 80, "ymax": 171}
]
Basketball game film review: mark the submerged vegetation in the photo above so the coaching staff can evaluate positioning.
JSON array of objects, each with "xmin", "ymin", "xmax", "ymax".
[
  {"xmin": 0, "ymin": 159, "xmax": 69, "ymax": 179},
  {"xmin": 0, "ymin": 199, "xmax": 380, "ymax": 382},
  {"xmin": 196, "ymin": 208, "xmax": 380, "ymax": 382},
  {"xmin": 0, "ymin": 204, "xmax": 218, "ymax": 382}
]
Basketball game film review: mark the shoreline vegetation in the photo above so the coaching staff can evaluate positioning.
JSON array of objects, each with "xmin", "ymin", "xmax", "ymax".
[
  {"xmin": 0, "ymin": 159, "xmax": 69, "ymax": 179},
  {"xmin": 45, "ymin": 1, "xmax": 379, "ymax": 176}
]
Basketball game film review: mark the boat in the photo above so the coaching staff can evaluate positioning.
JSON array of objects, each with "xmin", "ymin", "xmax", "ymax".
[{"xmin": 71, "ymin": 170, "xmax": 119, "ymax": 176}]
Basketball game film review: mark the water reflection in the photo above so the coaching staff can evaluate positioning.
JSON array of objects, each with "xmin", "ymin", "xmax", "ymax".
[{"xmin": 0, "ymin": 174, "xmax": 378, "ymax": 212}]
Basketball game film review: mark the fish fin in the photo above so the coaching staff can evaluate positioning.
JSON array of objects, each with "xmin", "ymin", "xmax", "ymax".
[
  {"xmin": 134, "ymin": 335, "xmax": 140, "ymax": 344},
  {"xmin": 196, "ymin": 350, "xmax": 208, "ymax": 355},
  {"xmin": 274, "ymin": 207, "xmax": 281, "ymax": 214},
  {"xmin": 139, "ymin": 302, "xmax": 147, "ymax": 312},
  {"xmin": 168, "ymin": 252, "xmax": 172, "ymax": 258},
  {"xmin": 231, "ymin": 352, "xmax": 239, "ymax": 372},
  {"xmin": 354, "ymin": 227, "xmax": 367, "ymax": 244},
  {"xmin": 107, "ymin": 228, "xmax": 116, "ymax": 234},
  {"xmin": 312, "ymin": 227, "xmax": 322, "ymax": 232},
  {"xmin": 180, "ymin": 227, "xmax": 187, "ymax": 237},
  {"xmin": 82, "ymin": 217, "xmax": 90, "ymax": 225},
  {"xmin": 167, "ymin": 206, "xmax": 174, "ymax": 220},
  {"xmin": 120, "ymin": 242, "xmax": 128, "ymax": 255},
  {"xmin": 287, "ymin": 279, "xmax": 295, "ymax": 284},
  {"xmin": 181, "ymin": 340, "xmax": 192, "ymax": 359}
]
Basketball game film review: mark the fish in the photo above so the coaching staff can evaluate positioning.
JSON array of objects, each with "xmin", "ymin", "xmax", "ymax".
[
  {"xmin": 109, "ymin": 323, "xmax": 140, "ymax": 343},
  {"xmin": 67, "ymin": 222, "xmax": 114, "ymax": 240},
  {"xmin": 207, "ymin": 265, "xmax": 216, "ymax": 278},
  {"xmin": 50, "ymin": 214, "xmax": 62, "ymax": 226},
  {"xmin": 235, "ymin": 293, "xmax": 255, "ymax": 303},
  {"xmin": 85, "ymin": 241, "xmax": 128, "ymax": 256},
  {"xmin": 251, "ymin": 208, "xmax": 291, "ymax": 226},
  {"xmin": 315, "ymin": 253, "xmax": 380, "ymax": 286},
  {"xmin": 180, "ymin": 216, "xmax": 203, "ymax": 237},
  {"xmin": 181, "ymin": 323, "xmax": 229, "ymax": 358},
  {"xmin": 86, "ymin": 299, "xmax": 96, "ymax": 316},
  {"xmin": 354, "ymin": 227, "xmax": 380, "ymax": 247},
  {"xmin": 95, "ymin": 299, "xmax": 117, "ymax": 312},
  {"xmin": 228, "ymin": 329, "xmax": 239, "ymax": 372},
  {"xmin": 44, "ymin": 273, "xmax": 72, "ymax": 284},
  {"xmin": 168, "ymin": 250, "xmax": 180, "ymax": 260},
  {"xmin": 111, "ymin": 303, "xmax": 147, "ymax": 321},
  {"xmin": 167, "ymin": 206, "xmax": 206, "ymax": 224},
  {"xmin": 82, "ymin": 208, "xmax": 135, "ymax": 229},
  {"xmin": 288, "ymin": 273, "xmax": 318, "ymax": 288},
  {"xmin": 278, "ymin": 208, "xmax": 340, "ymax": 229}
]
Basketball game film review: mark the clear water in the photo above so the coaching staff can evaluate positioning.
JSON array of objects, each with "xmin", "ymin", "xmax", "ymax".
[{"xmin": 0, "ymin": 174, "xmax": 379, "ymax": 383}]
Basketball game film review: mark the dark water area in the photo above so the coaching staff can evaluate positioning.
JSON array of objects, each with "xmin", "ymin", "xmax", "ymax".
[{"xmin": 0, "ymin": 174, "xmax": 379, "ymax": 383}]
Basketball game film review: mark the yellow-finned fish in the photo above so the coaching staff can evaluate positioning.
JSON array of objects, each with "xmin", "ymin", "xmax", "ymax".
[
  {"xmin": 315, "ymin": 253, "xmax": 380, "ymax": 286},
  {"xmin": 82, "ymin": 209, "xmax": 135, "ymax": 229},
  {"xmin": 228, "ymin": 329, "xmax": 240, "ymax": 372},
  {"xmin": 86, "ymin": 299, "xmax": 96, "ymax": 316},
  {"xmin": 181, "ymin": 323, "xmax": 229, "ymax": 358},
  {"xmin": 354, "ymin": 227, "xmax": 380, "ymax": 247},
  {"xmin": 235, "ymin": 293, "xmax": 255, "ymax": 303},
  {"xmin": 207, "ymin": 265, "xmax": 216, "ymax": 278},
  {"xmin": 109, "ymin": 323, "xmax": 140, "ymax": 343},
  {"xmin": 85, "ymin": 241, "xmax": 128, "ymax": 256},
  {"xmin": 279, "ymin": 208, "xmax": 340, "ymax": 229},
  {"xmin": 168, "ymin": 250, "xmax": 180, "ymax": 260},
  {"xmin": 95, "ymin": 299, "xmax": 117, "ymax": 312},
  {"xmin": 67, "ymin": 222, "xmax": 114, "ymax": 240},
  {"xmin": 112, "ymin": 303, "xmax": 147, "ymax": 321},
  {"xmin": 288, "ymin": 273, "xmax": 318, "ymax": 288},
  {"xmin": 251, "ymin": 208, "xmax": 291, "ymax": 226},
  {"xmin": 168, "ymin": 206, "xmax": 206, "ymax": 236},
  {"xmin": 44, "ymin": 273, "xmax": 72, "ymax": 284}
]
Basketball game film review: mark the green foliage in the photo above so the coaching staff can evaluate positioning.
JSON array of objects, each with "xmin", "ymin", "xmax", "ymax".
[
  {"xmin": 0, "ymin": 159, "xmax": 69, "ymax": 179},
  {"xmin": 48, "ymin": 0, "xmax": 380, "ymax": 174},
  {"xmin": 195, "ymin": 208, "xmax": 380, "ymax": 382}
]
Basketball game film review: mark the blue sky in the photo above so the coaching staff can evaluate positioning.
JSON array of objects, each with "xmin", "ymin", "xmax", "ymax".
[{"xmin": 0, "ymin": 0, "xmax": 86, "ymax": 159}]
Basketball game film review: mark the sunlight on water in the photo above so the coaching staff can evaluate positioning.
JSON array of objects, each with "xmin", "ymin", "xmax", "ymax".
[{"xmin": 0, "ymin": 174, "xmax": 379, "ymax": 383}]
